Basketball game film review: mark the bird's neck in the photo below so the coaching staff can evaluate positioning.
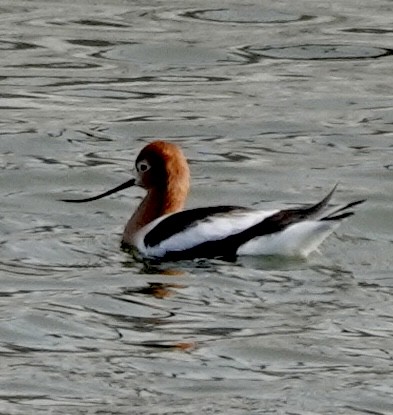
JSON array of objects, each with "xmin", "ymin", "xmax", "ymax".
[{"xmin": 122, "ymin": 185, "xmax": 188, "ymax": 246}]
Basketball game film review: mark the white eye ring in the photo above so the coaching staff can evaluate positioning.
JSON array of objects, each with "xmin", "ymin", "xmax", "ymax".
[{"xmin": 137, "ymin": 160, "xmax": 151, "ymax": 173}]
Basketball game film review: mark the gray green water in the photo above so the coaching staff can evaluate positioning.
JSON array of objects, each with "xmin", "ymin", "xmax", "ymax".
[{"xmin": 1, "ymin": 0, "xmax": 393, "ymax": 414}]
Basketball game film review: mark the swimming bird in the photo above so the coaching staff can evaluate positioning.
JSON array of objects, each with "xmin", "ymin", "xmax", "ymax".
[{"xmin": 62, "ymin": 141, "xmax": 364, "ymax": 261}]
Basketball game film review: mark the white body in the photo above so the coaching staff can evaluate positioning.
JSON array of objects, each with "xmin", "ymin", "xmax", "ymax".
[{"xmin": 132, "ymin": 208, "xmax": 340, "ymax": 259}]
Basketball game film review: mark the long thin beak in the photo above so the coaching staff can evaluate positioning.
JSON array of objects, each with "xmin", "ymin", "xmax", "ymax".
[{"xmin": 60, "ymin": 178, "xmax": 136, "ymax": 203}]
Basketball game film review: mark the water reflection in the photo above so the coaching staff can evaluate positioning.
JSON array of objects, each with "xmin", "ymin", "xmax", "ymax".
[{"xmin": 127, "ymin": 282, "xmax": 186, "ymax": 299}]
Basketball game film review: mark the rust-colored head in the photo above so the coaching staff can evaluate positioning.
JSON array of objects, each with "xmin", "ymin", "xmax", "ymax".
[
  {"xmin": 135, "ymin": 141, "xmax": 190, "ymax": 193},
  {"xmin": 122, "ymin": 141, "xmax": 191, "ymax": 245}
]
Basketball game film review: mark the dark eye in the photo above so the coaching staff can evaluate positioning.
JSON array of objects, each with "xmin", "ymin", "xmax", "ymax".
[{"xmin": 137, "ymin": 160, "xmax": 150, "ymax": 173}]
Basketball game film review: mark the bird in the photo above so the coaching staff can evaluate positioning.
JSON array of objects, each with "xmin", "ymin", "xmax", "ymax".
[{"xmin": 61, "ymin": 140, "xmax": 364, "ymax": 261}]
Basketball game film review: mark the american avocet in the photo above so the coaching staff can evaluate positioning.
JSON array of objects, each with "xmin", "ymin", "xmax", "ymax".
[{"xmin": 62, "ymin": 141, "xmax": 364, "ymax": 261}]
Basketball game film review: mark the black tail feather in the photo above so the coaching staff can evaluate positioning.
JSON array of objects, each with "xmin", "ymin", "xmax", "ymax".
[
  {"xmin": 325, "ymin": 199, "xmax": 365, "ymax": 216},
  {"xmin": 322, "ymin": 199, "xmax": 365, "ymax": 221},
  {"xmin": 322, "ymin": 211, "xmax": 355, "ymax": 221},
  {"xmin": 301, "ymin": 184, "xmax": 338, "ymax": 218}
]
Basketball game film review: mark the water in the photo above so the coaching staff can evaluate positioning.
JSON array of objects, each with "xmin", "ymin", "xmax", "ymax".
[{"xmin": 1, "ymin": 0, "xmax": 392, "ymax": 413}]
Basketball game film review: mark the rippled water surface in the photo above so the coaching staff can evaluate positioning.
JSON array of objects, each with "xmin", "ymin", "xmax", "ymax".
[{"xmin": 1, "ymin": 0, "xmax": 393, "ymax": 413}]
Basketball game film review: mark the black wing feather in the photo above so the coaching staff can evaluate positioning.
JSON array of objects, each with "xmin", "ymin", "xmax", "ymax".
[{"xmin": 144, "ymin": 205, "xmax": 248, "ymax": 248}]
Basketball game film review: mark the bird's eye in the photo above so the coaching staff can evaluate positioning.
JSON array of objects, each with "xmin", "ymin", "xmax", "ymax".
[{"xmin": 137, "ymin": 160, "xmax": 150, "ymax": 173}]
